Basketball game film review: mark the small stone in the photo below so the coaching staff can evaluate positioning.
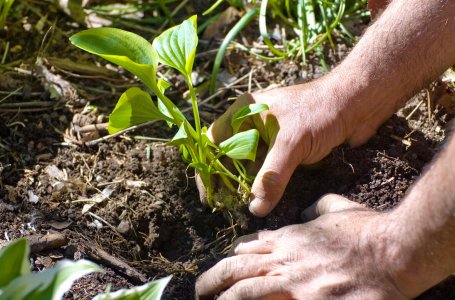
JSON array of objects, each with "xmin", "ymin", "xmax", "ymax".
[{"xmin": 117, "ymin": 220, "xmax": 130, "ymax": 235}]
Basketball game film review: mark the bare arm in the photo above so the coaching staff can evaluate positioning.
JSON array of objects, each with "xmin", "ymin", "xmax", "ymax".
[
  {"xmin": 207, "ymin": 0, "xmax": 455, "ymax": 217},
  {"xmin": 383, "ymin": 128, "xmax": 455, "ymax": 296},
  {"xmin": 196, "ymin": 0, "xmax": 455, "ymax": 298},
  {"xmin": 330, "ymin": 0, "xmax": 455, "ymax": 146}
]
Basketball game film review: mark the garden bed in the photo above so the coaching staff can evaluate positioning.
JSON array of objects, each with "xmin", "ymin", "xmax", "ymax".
[{"xmin": 0, "ymin": 1, "xmax": 454, "ymax": 299}]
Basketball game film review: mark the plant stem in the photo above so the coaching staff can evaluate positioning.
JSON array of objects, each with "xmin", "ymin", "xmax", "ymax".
[{"xmin": 185, "ymin": 75, "xmax": 204, "ymax": 162}]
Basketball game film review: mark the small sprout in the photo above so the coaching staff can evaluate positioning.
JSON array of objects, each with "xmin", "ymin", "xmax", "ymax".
[{"xmin": 70, "ymin": 16, "xmax": 269, "ymax": 210}]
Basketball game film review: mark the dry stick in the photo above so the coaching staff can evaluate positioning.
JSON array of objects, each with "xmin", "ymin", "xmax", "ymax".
[
  {"xmin": 0, "ymin": 101, "xmax": 55, "ymax": 108},
  {"xmin": 0, "ymin": 233, "xmax": 68, "ymax": 253},
  {"xmin": 79, "ymin": 242, "xmax": 148, "ymax": 284},
  {"xmin": 405, "ymin": 99, "xmax": 424, "ymax": 120},
  {"xmin": 426, "ymin": 89, "xmax": 433, "ymax": 122},
  {"xmin": 85, "ymin": 72, "xmax": 253, "ymax": 146}
]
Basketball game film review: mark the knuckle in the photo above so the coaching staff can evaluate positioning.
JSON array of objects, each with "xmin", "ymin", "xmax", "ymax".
[
  {"xmin": 220, "ymin": 257, "xmax": 237, "ymax": 281},
  {"xmin": 223, "ymin": 281, "xmax": 255, "ymax": 300}
]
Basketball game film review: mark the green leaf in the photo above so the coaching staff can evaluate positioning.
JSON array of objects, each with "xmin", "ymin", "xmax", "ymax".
[
  {"xmin": 157, "ymin": 78, "xmax": 171, "ymax": 94},
  {"xmin": 108, "ymin": 87, "xmax": 171, "ymax": 134},
  {"xmin": 0, "ymin": 239, "xmax": 30, "ymax": 288},
  {"xmin": 92, "ymin": 276, "xmax": 171, "ymax": 300},
  {"xmin": 152, "ymin": 15, "xmax": 198, "ymax": 76},
  {"xmin": 167, "ymin": 123, "xmax": 188, "ymax": 146},
  {"xmin": 179, "ymin": 144, "xmax": 192, "ymax": 163},
  {"xmin": 0, "ymin": 259, "xmax": 101, "ymax": 300},
  {"xmin": 156, "ymin": 79, "xmax": 173, "ymax": 127},
  {"xmin": 189, "ymin": 162, "xmax": 211, "ymax": 175},
  {"xmin": 231, "ymin": 104, "xmax": 269, "ymax": 134},
  {"xmin": 70, "ymin": 28, "xmax": 159, "ymax": 91},
  {"xmin": 157, "ymin": 98, "xmax": 173, "ymax": 128},
  {"xmin": 219, "ymin": 129, "xmax": 260, "ymax": 161}
]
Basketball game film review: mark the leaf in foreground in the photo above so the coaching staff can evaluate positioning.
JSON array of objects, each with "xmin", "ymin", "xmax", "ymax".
[
  {"xmin": 219, "ymin": 129, "xmax": 260, "ymax": 161},
  {"xmin": 0, "ymin": 259, "xmax": 101, "ymax": 300},
  {"xmin": 92, "ymin": 276, "xmax": 172, "ymax": 300},
  {"xmin": 0, "ymin": 239, "xmax": 30, "ymax": 288}
]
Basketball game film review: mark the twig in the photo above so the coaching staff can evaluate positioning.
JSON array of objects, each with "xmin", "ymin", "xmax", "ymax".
[
  {"xmin": 0, "ymin": 100, "xmax": 55, "ymax": 108},
  {"xmin": 0, "ymin": 233, "xmax": 68, "ymax": 253},
  {"xmin": 426, "ymin": 89, "xmax": 432, "ymax": 122},
  {"xmin": 80, "ymin": 243, "xmax": 148, "ymax": 284},
  {"xmin": 0, "ymin": 87, "xmax": 22, "ymax": 104},
  {"xmin": 405, "ymin": 99, "xmax": 424, "ymax": 120}
]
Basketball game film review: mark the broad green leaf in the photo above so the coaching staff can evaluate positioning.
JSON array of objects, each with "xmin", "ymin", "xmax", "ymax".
[
  {"xmin": 231, "ymin": 104, "xmax": 269, "ymax": 134},
  {"xmin": 0, "ymin": 239, "xmax": 30, "ymax": 288},
  {"xmin": 152, "ymin": 15, "xmax": 198, "ymax": 76},
  {"xmin": 108, "ymin": 87, "xmax": 171, "ymax": 134},
  {"xmin": 0, "ymin": 259, "xmax": 101, "ymax": 300},
  {"xmin": 167, "ymin": 123, "xmax": 188, "ymax": 146},
  {"xmin": 219, "ymin": 129, "xmax": 260, "ymax": 161},
  {"xmin": 70, "ymin": 28, "xmax": 159, "ymax": 91},
  {"xmin": 92, "ymin": 276, "xmax": 171, "ymax": 300}
]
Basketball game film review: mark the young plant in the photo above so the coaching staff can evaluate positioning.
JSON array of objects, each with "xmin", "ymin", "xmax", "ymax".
[
  {"xmin": 0, "ymin": 0, "xmax": 15, "ymax": 29},
  {"xmin": 70, "ymin": 16, "xmax": 268, "ymax": 210},
  {"xmin": 0, "ymin": 238, "xmax": 171, "ymax": 300},
  {"xmin": 205, "ymin": 0, "xmax": 370, "ymax": 93}
]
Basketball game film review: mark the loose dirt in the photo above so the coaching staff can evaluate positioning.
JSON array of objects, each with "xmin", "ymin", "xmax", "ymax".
[{"xmin": 0, "ymin": 2, "xmax": 454, "ymax": 300}]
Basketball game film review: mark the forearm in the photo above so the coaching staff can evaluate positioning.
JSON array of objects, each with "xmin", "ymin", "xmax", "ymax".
[
  {"xmin": 325, "ymin": 0, "xmax": 455, "ymax": 145},
  {"xmin": 383, "ymin": 127, "xmax": 455, "ymax": 297}
]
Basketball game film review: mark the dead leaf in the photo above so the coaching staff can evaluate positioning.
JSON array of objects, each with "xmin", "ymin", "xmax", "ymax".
[
  {"xmin": 204, "ymin": 7, "xmax": 241, "ymax": 40},
  {"xmin": 48, "ymin": 220, "xmax": 73, "ymax": 230}
]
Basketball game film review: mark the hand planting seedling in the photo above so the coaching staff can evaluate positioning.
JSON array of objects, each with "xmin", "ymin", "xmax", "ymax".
[{"xmin": 70, "ymin": 16, "xmax": 268, "ymax": 210}]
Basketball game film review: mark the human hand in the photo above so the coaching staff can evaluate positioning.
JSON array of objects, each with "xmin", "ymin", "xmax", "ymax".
[
  {"xmin": 196, "ymin": 194, "xmax": 417, "ymax": 300},
  {"xmin": 199, "ymin": 81, "xmax": 372, "ymax": 217}
]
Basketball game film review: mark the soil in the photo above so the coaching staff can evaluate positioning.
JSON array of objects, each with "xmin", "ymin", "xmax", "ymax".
[{"xmin": 0, "ymin": 2, "xmax": 454, "ymax": 300}]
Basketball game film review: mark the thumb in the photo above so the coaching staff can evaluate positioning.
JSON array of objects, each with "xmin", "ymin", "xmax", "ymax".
[
  {"xmin": 249, "ymin": 143, "xmax": 298, "ymax": 217},
  {"xmin": 301, "ymin": 193, "xmax": 365, "ymax": 222}
]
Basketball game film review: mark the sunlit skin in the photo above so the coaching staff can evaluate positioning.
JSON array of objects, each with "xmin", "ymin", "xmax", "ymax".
[{"xmin": 196, "ymin": 0, "xmax": 455, "ymax": 299}]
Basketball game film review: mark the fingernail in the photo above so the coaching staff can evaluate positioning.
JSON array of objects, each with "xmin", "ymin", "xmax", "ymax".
[{"xmin": 249, "ymin": 197, "xmax": 271, "ymax": 217}]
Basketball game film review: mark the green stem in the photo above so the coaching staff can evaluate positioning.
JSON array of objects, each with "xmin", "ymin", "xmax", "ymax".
[
  {"xmin": 305, "ymin": 0, "xmax": 345, "ymax": 53},
  {"xmin": 297, "ymin": 0, "xmax": 307, "ymax": 64},
  {"xmin": 259, "ymin": 0, "xmax": 287, "ymax": 57},
  {"xmin": 185, "ymin": 75, "xmax": 204, "ymax": 161},
  {"xmin": 210, "ymin": 8, "xmax": 259, "ymax": 94}
]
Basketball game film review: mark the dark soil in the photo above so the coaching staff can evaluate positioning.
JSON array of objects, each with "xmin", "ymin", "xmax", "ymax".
[{"xmin": 0, "ymin": 2, "xmax": 454, "ymax": 300}]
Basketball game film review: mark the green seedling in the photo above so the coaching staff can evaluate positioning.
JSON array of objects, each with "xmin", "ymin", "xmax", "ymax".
[
  {"xmin": 70, "ymin": 16, "xmax": 268, "ymax": 210},
  {"xmin": 205, "ymin": 0, "xmax": 369, "ymax": 93}
]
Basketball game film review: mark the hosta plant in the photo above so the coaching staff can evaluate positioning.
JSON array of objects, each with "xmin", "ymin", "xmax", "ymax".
[
  {"xmin": 0, "ymin": 238, "xmax": 171, "ymax": 300},
  {"xmin": 70, "ymin": 16, "xmax": 268, "ymax": 210}
]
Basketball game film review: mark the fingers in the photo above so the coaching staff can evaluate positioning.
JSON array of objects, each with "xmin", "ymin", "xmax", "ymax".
[
  {"xmin": 249, "ymin": 141, "xmax": 299, "ymax": 217},
  {"xmin": 301, "ymin": 193, "xmax": 365, "ymax": 221},
  {"xmin": 195, "ymin": 254, "xmax": 275, "ymax": 299},
  {"xmin": 232, "ymin": 239, "xmax": 275, "ymax": 255},
  {"xmin": 217, "ymin": 276, "xmax": 291, "ymax": 300}
]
